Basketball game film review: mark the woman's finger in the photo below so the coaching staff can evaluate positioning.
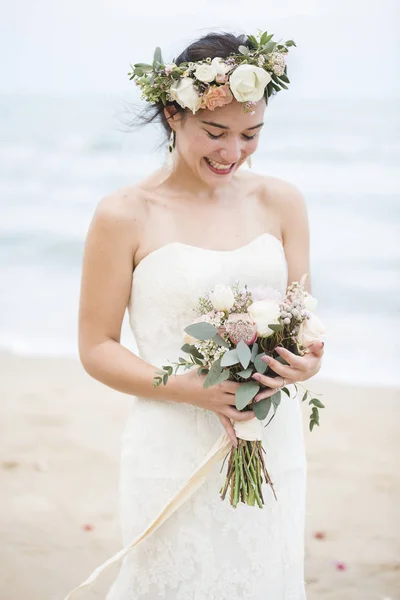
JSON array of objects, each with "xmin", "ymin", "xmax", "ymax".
[
  {"xmin": 217, "ymin": 413, "xmax": 238, "ymax": 448},
  {"xmin": 260, "ymin": 355, "xmax": 296, "ymax": 379},
  {"xmin": 274, "ymin": 346, "xmax": 304, "ymax": 369},
  {"xmin": 224, "ymin": 405, "xmax": 255, "ymax": 422},
  {"xmin": 251, "ymin": 372, "xmax": 292, "ymax": 389},
  {"xmin": 253, "ymin": 387, "xmax": 280, "ymax": 402},
  {"xmin": 307, "ymin": 341, "xmax": 325, "ymax": 357}
]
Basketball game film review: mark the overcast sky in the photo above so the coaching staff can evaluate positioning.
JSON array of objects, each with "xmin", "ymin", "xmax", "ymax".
[{"xmin": 1, "ymin": 0, "xmax": 399, "ymax": 98}]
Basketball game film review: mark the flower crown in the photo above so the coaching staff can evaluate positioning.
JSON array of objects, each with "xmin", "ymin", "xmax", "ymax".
[{"xmin": 128, "ymin": 31, "xmax": 296, "ymax": 115}]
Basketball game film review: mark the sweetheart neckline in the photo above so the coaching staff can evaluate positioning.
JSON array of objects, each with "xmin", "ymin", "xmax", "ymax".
[{"xmin": 133, "ymin": 232, "xmax": 284, "ymax": 274}]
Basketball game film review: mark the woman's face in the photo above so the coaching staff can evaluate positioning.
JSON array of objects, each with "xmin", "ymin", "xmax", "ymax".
[{"xmin": 168, "ymin": 98, "xmax": 266, "ymax": 187}]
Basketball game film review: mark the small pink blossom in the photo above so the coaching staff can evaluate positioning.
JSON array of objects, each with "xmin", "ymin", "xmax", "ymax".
[
  {"xmin": 201, "ymin": 84, "xmax": 233, "ymax": 111},
  {"xmin": 216, "ymin": 73, "xmax": 229, "ymax": 84}
]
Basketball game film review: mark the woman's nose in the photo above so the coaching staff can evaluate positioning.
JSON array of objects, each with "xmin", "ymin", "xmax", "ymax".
[{"xmin": 219, "ymin": 138, "xmax": 242, "ymax": 163}]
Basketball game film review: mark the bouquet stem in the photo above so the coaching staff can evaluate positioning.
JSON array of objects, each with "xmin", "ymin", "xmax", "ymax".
[{"xmin": 219, "ymin": 439, "xmax": 277, "ymax": 508}]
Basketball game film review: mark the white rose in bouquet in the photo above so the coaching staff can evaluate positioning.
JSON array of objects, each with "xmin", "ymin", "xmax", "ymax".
[
  {"xmin": 209, "ymin": 284, "xmax": 235, "ymax": 312},
  {"xmin": 298, "ymin": 314, "xmax": 327, "ymax": 348},
  {"xmin": 229, "ymin": 64, "xmax": 272, "ymax": 103},
  {"xmin": 303, "ymin": 292, "xmax": 318, "ymax": 312},
  {"xmin": 170, "ymin": 77, "xmax": 202, "ymax": 113},
  {"xmin": 247, "ymin": 299, "xmax": 280, "ymax": 338}
]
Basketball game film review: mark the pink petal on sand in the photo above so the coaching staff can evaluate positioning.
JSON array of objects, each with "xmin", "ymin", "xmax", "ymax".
[
  {"xmin": 81, "ymin": 523, "xmax": 94, "ymax": 532},
  {"xmin": 314, "ymin": 531, "xmax": 326, "ymax": 540},
  {"xmin": 335, "ymin": 561, "xmax": 347, "ymax": 571}
]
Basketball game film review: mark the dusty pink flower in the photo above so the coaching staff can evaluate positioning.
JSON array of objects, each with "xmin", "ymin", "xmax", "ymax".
[
  {"xmin": 225, "ymin": 313, "xmax": 257, "ymax": 346},
  {"xmin": 201, "ymin": 84, "xmax": 233, "ymax": 111}
]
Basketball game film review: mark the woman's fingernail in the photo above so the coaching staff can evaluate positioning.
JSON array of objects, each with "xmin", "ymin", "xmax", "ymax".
[
  {"xmin": 275, "ymin": 346, "xmax": 283, "ymax": 352},
  {"xmin": 261, "ymin": 355, "xmax": 270, "ymax": 363},
  {"xmin": 252, "ymin": 373, "xmax": 261, "ymax": 380}
]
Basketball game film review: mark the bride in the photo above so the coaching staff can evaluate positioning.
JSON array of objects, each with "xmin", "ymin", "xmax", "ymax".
[{"xmin": 72, "ymin": 30, "xmax": 324, "ymax": 600}]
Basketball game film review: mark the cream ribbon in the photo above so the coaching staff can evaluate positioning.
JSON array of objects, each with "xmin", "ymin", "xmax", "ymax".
[{"xmin": 63, "ymin": 417, "xmax": 264, "ymax": 599}]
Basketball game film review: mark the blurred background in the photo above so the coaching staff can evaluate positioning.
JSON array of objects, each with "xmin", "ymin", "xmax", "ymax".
[{"xmin": 0, "ymin": 2, "xmax": 399, "ymax": 599}]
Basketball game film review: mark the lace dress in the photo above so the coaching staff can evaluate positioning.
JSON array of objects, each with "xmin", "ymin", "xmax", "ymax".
[{"xmin": 67, "ymin": 233, "xmax": 307, "ymax": 600}]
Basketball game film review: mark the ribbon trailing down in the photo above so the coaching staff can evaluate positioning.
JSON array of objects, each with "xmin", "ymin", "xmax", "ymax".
[{"xmin": 63, "ymin": 431, "xmax": 232, "ymax": 600}]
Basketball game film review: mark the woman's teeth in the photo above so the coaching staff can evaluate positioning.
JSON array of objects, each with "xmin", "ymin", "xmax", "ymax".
[{"xmin": 205, "ymin": 157, "xmax": 234, "ymax": 172}]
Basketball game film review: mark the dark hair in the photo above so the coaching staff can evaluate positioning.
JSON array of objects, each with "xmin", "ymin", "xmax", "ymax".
[{"xmin": 127, "ymin": 31, "xmax": 249, "ymax": 143}]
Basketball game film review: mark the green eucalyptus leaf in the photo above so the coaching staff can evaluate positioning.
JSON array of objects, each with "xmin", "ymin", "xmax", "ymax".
[
  {"xmin": 247, "ymin": 35, "xmax": 259, "ymax": 49},
  {"xmin": 271, "ymin": 390, "xmax": 281, "ymax": 407},
  {"xmin": 153, "ymin": 46, "xmax": 163, "ymax": 67},
  {"xmin": 134, "ymin": 63, "xmax": 153, "ymax": 71},
  {"xmin": 302, "ymin": 391, "xmax": 308, "ymax": 402},
  {"xmin": 263, "ymin": 41, "xmax": 277, "ymax": 54},
  {"xmin": 279, "ymin": 73, "xmax": 290, "ymax": 84},
  {"xmin": 254, "ymin": 353, "xmax": 268, "ymax": 374},
  {"xmin": 268, "ymin": 323, "xmax": 284, "ymax": 333},
  {"xmin": 250, "ymin": 342, "xmax": 259, "ymax": 362},
  {"xmin": 220, "ymin": 349, "xmax": 240, "ymax": 367},
  {"xmin": 311, "ymin": 398, "xmax": 325, "ymax": 408},
  {"xmin": 281, "ymin": 386, "xmax": 291, "ymax": 397},
  {"xmin": 237, "ymin": 339, "xmax": 251, "ymax": 369},
  {"xmin": 184, "ymin": 322, "xmax": 218, "ymax": 340},
  {"xmin": 309, "ymin": 420, "xmax": 315, "ymax": 432},
  {"xmin": 212, "ymin": 333, "xmax": 230, "ymax": 348},
  {"xmin": 238, "ymin": 45, "xmax": 249, "ymax": 55},
  {"xmin": 203, "ymin": 359, "xmax": 222, "ymax": 388},
  {"xmin": 253, "ymin": 397, "xmax": 272, "ymax": 420},
  {"xmin": 235, "ymin": 381, "xmax": 260, "ymax": 410},
  {"xmin": 237, "ymin": 367, "xmax": 253, "ymax": 379},
  {"xmin": 285, "ymin": 40, "xmax": 296, "ymax": 47},
  {"xmin": 134, "ymin": 67, "xmax": 144, "ymax": 77}
]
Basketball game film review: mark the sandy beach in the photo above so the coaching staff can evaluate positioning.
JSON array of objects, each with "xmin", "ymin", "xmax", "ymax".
[{"xmin": 0, "ymin": 350, "xmax": 399, "ymax": 600}]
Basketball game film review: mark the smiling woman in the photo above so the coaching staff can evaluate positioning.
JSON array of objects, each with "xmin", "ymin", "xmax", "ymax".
[{"xmin": 66, "ymin": 28, "xmax": 319, "ymax": 600}]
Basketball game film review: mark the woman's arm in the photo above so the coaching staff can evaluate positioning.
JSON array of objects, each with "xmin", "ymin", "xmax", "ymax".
[
  {"xmin": 277, "ymin": 180, "xmax": 312, "ymax": 294},
  {"xmin": 78, "ymin": 189, "xmax": 186, "ymax": 403}
]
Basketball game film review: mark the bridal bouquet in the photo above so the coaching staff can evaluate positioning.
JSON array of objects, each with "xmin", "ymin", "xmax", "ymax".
[{"xmin": 153, "ymin": 275, "xmax": 326, "ymax": 508}]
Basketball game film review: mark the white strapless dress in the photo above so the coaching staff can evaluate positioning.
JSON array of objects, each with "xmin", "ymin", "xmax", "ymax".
[{"xmin": 70, "ymin": 233, "xmax": 307, "ymax": 600}]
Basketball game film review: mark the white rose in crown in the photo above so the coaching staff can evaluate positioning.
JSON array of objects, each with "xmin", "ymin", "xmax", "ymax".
[
  {"xmin": 303, "ymin": 292, "xmax": 318, "ymax": 312},
  {"xmin": 194, "ymin": 63, "xmax": 218, "ymax": 83},
  {"xmin": 209, "ymin": 284, "xmax": 235, "ymax": 312},
  {"xmin": 298, "ymin": 314, "xmax": 327, "ymax": 348},
  {"xmin": 211, "ymin": 57, "xmax": 233, "ymax": 75},
  {"xmin": 247, "ymin": 299, "xmax": 280, "ymax": 338},
  {"xmin": 229, "ymin": 64, "xmax": 272, "ymax": 103},
  {"xmin": 170, "ymin": 77, "xmax": 202, "ymax": 113}
]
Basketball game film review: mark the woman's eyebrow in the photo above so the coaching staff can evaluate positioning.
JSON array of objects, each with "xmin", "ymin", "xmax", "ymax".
[{"xmin": 200, "ymin": 120, "xmax": 264, "ymax": 131}]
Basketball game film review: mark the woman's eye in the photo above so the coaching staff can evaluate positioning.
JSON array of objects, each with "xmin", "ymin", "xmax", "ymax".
[
  {"xmin": 206, "ymin": 131, "xmax": 258, "ymax": 141},
  {"xmin": 206, "ymin": 132, "xmax": 223, "ymax": 140}
]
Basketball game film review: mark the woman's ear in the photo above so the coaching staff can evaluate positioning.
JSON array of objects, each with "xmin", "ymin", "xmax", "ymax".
[{"xmin": 163, "ymin": 106, "xmax": 179, "ymax": 130}]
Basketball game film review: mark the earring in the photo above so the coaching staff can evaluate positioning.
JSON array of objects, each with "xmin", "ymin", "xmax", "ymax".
[
  {"xmin": 166, "ymin": 129, "xmax": 176, "ymax": 169},
  {"xmin": 247, "ymin": 155, "xmax": 253, "ymax": 169}
]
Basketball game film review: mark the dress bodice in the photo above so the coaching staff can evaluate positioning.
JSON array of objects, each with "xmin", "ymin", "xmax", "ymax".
[{"xmin": 127, "ymin": 233, "xmax": 288, "ymax": 368}]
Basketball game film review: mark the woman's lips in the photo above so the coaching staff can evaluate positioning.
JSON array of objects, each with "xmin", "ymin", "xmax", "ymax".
[{"xmin": 204, "ymin": 157, "xmax": 236, "ymax": 175}]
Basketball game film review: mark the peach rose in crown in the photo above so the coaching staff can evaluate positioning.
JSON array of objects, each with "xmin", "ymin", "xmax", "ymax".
[{"xmin": 201, "ymin": 84, "xmax": 233, "ymax": 111}]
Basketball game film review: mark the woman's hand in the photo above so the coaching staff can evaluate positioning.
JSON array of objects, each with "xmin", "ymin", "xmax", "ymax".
[
  {"xmin": 176, "ymin": 369, "xmax": 256, "ymax": 447},
  {"xmin": 251, "ymin": 341, "xmax": 324, "ymax": 402}
]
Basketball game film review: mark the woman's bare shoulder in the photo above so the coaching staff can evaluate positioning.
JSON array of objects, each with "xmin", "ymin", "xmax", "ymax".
[{"xmin": 95, "ymin": 183, "xmax": 148, "ymax": 224}]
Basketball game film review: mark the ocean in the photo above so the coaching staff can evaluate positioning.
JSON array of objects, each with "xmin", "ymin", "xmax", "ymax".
[{"xmin": 0, "ymin": 93, "xmax": 399, "ymax": 386}]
